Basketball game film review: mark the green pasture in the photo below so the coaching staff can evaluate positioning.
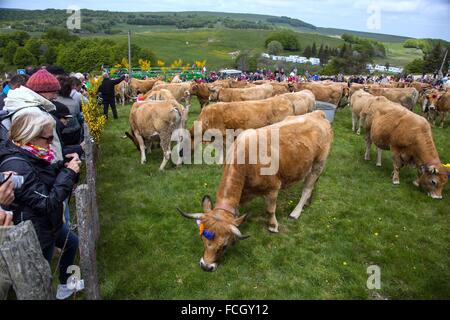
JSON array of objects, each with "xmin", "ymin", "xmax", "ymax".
[
  {"xmin": 95, "ymin": 99, "xmax": 450, "ymax": 299},
  {"xmin": 87, "ymin": 28, "xmax": 416, "ymax": 69}
]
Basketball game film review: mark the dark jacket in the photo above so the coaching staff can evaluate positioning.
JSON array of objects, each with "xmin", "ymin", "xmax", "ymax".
[
  {"xmin": 0, "ymin": 141, "xmax": 77, "ymax": 249},
  {"xmin": 98, "ymin": 76, "xmax": 125, "ymax": 102}
]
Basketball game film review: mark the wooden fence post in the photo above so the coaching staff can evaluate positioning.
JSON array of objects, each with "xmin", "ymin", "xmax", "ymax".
[
  {"xmin": 75, "ymin": 184, "xmax": 101, "ymax": 300},
  {"xmin": 84, "ymin": 123, "xmax": 100, "ymax": 242},
  {"xmin": 0, "ymin": 221, "xmax": 53, "ymax": 300}
]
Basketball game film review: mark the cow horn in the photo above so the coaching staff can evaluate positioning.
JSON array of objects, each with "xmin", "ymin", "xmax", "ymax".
[
  {"xmin": 177, "ymin": 208, "xmax": 204, "ymax": 220},
  {"xmin": 230, "ymin": 225, "xmax": 250, "ymax": 240}
]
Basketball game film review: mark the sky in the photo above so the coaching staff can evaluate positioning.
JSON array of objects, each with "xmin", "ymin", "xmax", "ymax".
[{"xmin": 1, "ymin": 0, "xmax": 449, "ymax": 40}]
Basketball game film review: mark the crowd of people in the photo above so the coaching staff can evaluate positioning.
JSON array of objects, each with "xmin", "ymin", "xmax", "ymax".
[{"xmin": 0, "ymin": 67, "xmax": 88, "ymax": 300}]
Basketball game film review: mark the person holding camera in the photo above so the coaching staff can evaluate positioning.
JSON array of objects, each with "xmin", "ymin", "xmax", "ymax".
[
  {"xmin": 0, "ymin": 172, "xmax": 15, "ymax": 226},
  {"xmin": 0, "ymin": 112, "xmax": 82, "ymax": 299}
]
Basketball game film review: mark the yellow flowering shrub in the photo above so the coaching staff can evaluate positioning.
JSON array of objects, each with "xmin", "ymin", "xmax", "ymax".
[
  {"xmin": 139, "ymin": 59, "xmax": 151, "ymax": 71},
  {"xmin": 82, "ymin": 76, "xmax": 106, "ymax": 142},
  {"xmin": 195, "ymin": 60, "xmax": 207, "ymax": 69}
]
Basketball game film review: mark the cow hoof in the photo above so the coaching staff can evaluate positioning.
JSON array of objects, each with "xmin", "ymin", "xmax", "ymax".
[
  {"xmin": 289, "ymin": 212, "xmax": 301, "ymax": 220},
  {"xmin": 364, "ymin": 156, "xmax": 371, "ymax": 161},
  {"xmin": 268, "ymin": 226, "xmax": 279, "ymax": 233},
  {"xmin": 376, "ymin": 163, "xmax": 382, "ymax": 167},
  {"xmin": 413, "ymin": 180, "xmax": 420, "ymax": 187},
  {"xmin": 356, "ymin": 131, "xmax": 361, "ymax": 136},
  {"xmin": 393, "ymin": 180, "xmax": 400, "ymax": 185},
  {"xmin": 141, "ymin": 161, "xmax": 147, "ymax": 165}
]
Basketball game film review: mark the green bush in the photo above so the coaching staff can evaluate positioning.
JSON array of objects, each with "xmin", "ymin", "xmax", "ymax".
[
  {"xmin": 265, "ymin": 30, "xmax": 300, "ymax": 51},
  {"xmin": 267, "ymin": 41, "xmax": 283, "ymax": 55},
  {"xmin": 13, "ymin": 47, "xmax": 37, "ymax": 68}
]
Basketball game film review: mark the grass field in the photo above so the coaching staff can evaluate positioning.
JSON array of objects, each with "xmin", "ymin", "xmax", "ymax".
[{"xmin": 95, "ymin": 98, "xmax": 449, "ymax": 299}]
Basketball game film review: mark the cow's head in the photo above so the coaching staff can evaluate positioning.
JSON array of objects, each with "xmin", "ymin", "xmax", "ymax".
[
  {"xmin": 416, "ymin": 165, "xmax": 448, "ymax": 199},
  {"xmin": 208, "ymin": 87, "xmax": 220, "ymax": 102},
  {"xmin": 178, "ymin": 196, "xmax": 249, "ymax": 272},
  {"xmin": 424, "ymin": 91, "xmax": 443, "ymax": 111}
]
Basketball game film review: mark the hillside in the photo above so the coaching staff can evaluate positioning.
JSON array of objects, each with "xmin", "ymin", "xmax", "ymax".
[
  {"xmin": 0, "ymin": 9, "xmax": 436, "ymax": 71},
  {"xmin": 0, "ymin": 9, "xmax": 421, "ymax": 42}
]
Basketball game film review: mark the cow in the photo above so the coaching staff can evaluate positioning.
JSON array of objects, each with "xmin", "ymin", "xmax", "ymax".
[
  {"xmin": 269, "ymin": 82, "xmax": 290, "ymax": 95},
  {"xmin": 129, "ymin": 78, "xmax": 161, "ymax": 96},
  {"xmin": 147, "ymin": 82, "xmax": 192, "ymax": 106},
  {"xmin": 114, "ymin": 80, "xmax": 131, "ymax": 106},
  {"xmin": 178, "ymin": 110, "xmax": 333, "ymax": 271},
  {"xmin": 189, "ymin": 82, "xmax": 211, "ymax": 109},
  {"xmin": 290, "ymin": 82, "xmax": 349, "ymax": 108},
  {"xmin": 209, "ymin": 84, "xmax": 274, "ymax": 102},
  {"xmin": 125, "ymin": 99, "xmax": 189, "ymax": 170},
  {"xmin": 422, "ymin": 89, "xmax": 450, "ymax": 127},
  {"xmin": 361, "ymin": 97, "xmax": 448, "ymax": 198},
  {"xmin": 408, "ymin": 81, "xmax": 431, "ymax": 95},
  {"xmin": 171, "ymin": 74, "xmax": 182, "ymax": 83},
  {"xmin": 349, "ymin": 83, "xmax": 366, "ymax": 98},
  {"xmin": 349, "ymin": 89, "xmax": 377, "ymax": 135},
  {"xmin": 144, "ymin": 88, "xmax": 178, "ymax": 102},
  {"xmin": 365, "ymin": 86, "xmax": 419, "ymax": 111},
  {"xmin": 192, "ymin": 90, "xmax": 315, "ymax": 143}
]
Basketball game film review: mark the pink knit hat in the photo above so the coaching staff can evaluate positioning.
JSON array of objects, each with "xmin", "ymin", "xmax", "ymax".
[{"xmin": 26, "ymin": 69, "xmax": 61, "ymax": 93}]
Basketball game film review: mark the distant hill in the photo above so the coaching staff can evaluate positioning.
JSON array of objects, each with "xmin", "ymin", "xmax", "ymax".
[{"xmin": 0, "ymin": 8, "xmax": 426, "ymax": 43}]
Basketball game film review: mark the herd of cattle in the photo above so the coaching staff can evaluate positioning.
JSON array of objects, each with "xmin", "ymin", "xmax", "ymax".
[{"xmin": 114, "ymin": 76, "xmax": 449, "ymax": 271}]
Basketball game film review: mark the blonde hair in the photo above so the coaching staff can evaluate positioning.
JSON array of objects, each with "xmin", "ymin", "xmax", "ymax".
[{"xmin": 9, "ymin": 112, "xmax": 55, "ymax": 145}]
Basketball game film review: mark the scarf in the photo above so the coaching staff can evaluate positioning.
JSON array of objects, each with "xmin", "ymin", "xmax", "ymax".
[{"xmin": 17, "ymin": 143, "xmax": 56, "ymax": 163}]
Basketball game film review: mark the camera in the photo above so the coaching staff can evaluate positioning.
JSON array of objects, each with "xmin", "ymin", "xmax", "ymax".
[{"xmin": 0, "ymin": 173, "xmax": 24, "ymax": 189}]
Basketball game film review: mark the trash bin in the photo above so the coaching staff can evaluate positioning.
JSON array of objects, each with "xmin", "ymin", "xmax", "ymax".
[{"xmin": 314, "ymin": 101, "xmax": 337, "ymax": 123}]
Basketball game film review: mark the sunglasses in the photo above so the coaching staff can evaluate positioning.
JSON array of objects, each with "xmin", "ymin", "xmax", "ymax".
[{"xmin": 39, "ymin": 135, "xmax": 54, "ymax": 143}]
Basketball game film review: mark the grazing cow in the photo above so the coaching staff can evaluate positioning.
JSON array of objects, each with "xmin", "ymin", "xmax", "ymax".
[
  {"xmin": 178, "ymin": 111, "xmax": 333, "ymax": 271},
  {"xmin": 209, "ymin": 84, "xmax": 274, "ymax": 102},
  {"xmin": 125, "ymin": 99, "xmax": 189, "ymax": 169},
  {"xmin": 115, "ymin": 80, "xmax": 131, "ymax": 106},
  {"xmin": 192, "ymin": 90, "xmax": 316, "ymax": 141},
  {"xmin": 147, "ymin": 82, "xmax": 192, "ymax": 105},
  {"xmin": 365, "ymin": 87, "xmax": 419, "ymax": 111},
  {"xmin": 361, "ymin": 97, "xmax": 448, "ymax": 198},
  {"xmin": 422, "ymin": 90, "xmax": 450, "ymax": 127},
  {"xmin": 290, "ymin": 82, "xmax": 349, "ymax": 107}
]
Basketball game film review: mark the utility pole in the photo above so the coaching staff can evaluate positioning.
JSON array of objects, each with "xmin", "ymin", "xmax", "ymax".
[
  {"xmin": 128, "ymin": 30, "xmax": 132, "ymax": 78},
  {"xmin": 438, "ymin": 48, "xmax": 448, "ymax": 79}
]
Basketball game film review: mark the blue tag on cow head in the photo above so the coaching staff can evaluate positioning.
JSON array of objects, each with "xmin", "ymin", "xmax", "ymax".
[{"xmin": 202, "ymin": 229, "xmax": 215, "ymax": 240}]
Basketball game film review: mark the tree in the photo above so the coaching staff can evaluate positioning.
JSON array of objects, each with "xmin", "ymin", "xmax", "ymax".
[
  {"xmin": 264, "ymin": 30, "xmax": 299, "ymax": 51},
  {"xmin": 235, "ymin": 53, "xmax": 257, "ymax": 72},
  {"xmin": 303, "ymin": 45, "xmax": 312, "ymax": 59},
  {"xmin": 42, "ymin": 45, "xmax": 57, "ymax": 65},
  {"xmin": 405, "ymin": 58, "xmax": 425, "ymax": 74},
  {"xmin": 24, "ymin": 38, "xmax": 42, "ymax": 61},
  {"xmin": 13, "ymin": 47, "xmax": 37, "ymax": 68},
  {"xmin": 3, "ymin": 41, "xmax": 18, "ymax": 65},
  {"xmin": 311, "ymin": 42, "xmax": 317, "ymax": 57},
  {"xmin": 267, "ymin": 40, "xmax": 283, "ymax": 55},
  {"xmin": 424, "ymin": 41, "xmax": 448, "ymax": 74}
]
